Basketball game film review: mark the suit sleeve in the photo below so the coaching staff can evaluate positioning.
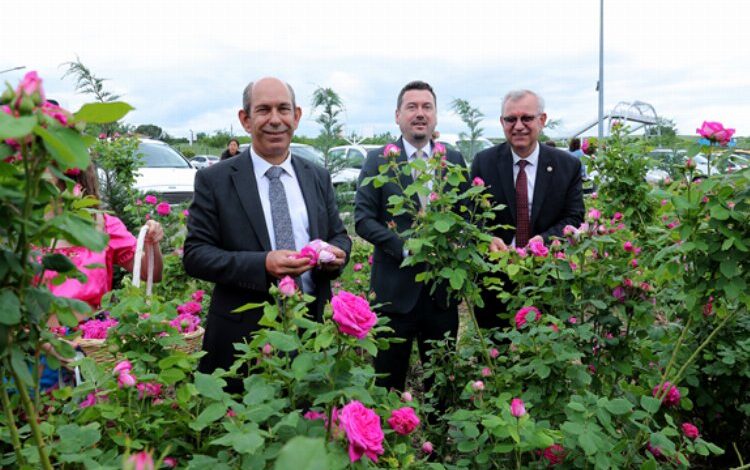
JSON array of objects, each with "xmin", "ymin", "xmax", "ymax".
[
  {"xmin": 354, "ymin": 152, "xmax": 406, "ymax": 260},
  {"xmin": 183, "ymin": 169, "xmax": 270, "ymax": 291},
  {"xmin": 539, "ymin": 158, "xmax": 585, "ymax": 242},
  {"xmin": 319, "ymin": 168, "xmax": 352, "ymax": 280}
]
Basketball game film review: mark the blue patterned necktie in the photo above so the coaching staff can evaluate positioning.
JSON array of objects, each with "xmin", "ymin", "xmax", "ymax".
[{"xmin": 265, "ymin": 166, "xmax": 296, "ymax": 251}]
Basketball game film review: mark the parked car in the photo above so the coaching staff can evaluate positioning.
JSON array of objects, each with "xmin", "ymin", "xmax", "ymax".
[
  {"xmin": 435, "ymin": 133, "xmax": 494, "ymax": 160},
  {"xmin": 327, "ymin": 144, "xmax": 380, "ymax": 186},
  {"xmin": 135, "ymin": 139, "xmax": 197, "ymax": 204},
  {"xmin": 238, "ymin": 142, "xmax": 326, "ymax": 167},
  {"xmin": 725, "ymin": 152, "xmax": 750, "ymax": 173},
  {"xmin": 190, "ymin": 155, "xmax": 219, "ymax": 169}
]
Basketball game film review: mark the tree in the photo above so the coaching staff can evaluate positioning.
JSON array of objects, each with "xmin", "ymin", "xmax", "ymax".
[
  {"xmin": 645, "ymin": 117, "xmax": 678, "ymax": 147},
  {"xmin": 450, "ymin": 98, "xmax": 484, "ymax": 160},
  {"xmin": 62, "ymin": 56, "xmax": 120, "ymax": 103},
  {"xmin": 135, "ymin": 124, "xmax": 163, "ymax": 139},
  {"xmin": 311, "ymin": 86, "xmax": 345, "ymax": 170}
]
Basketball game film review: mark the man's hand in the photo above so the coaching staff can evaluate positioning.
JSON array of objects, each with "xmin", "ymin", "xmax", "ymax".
[
  {"xmin": 527, "ymin": 235, "xmax": 544, "ymax": 245},
  {"xmin": 265, "ymin": 250, "xmax": 313, "ymax": 278},
  {"xmin": 489, "ymin": 237, "xmax": 508, "ymax": 253},
  {"xmin": 320, "ymin": 245, "xmax": 347, "ymax": 271},
  {"xmin": 143, "ymin": 219, "xmax": 164, "ymax": 245}
]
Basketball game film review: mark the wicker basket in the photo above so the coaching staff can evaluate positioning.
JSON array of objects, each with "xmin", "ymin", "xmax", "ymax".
[
  {"xmin": 171, "ymin": 326, "xmax": 205, "ymax": 354},
  {"xmin": 78, "ymin": 338, "xmax": 120, "ymax": 366}
]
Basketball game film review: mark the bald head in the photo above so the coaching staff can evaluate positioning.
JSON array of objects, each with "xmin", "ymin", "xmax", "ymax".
[{"xmin": 242, "ymin": 77, "xmax": 297, "ymax": 115}]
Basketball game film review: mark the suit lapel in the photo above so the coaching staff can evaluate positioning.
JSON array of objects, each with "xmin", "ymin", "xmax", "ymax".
[
  {"xmin": 230, "ymin": 150, "xmax": 272, "ymax": 251},
  {"xmin": 291, "ymin": 156, "xmax": 319, "ymax": 239},
  {"xmin": 531, "ymin": 146, "xmax": 552, "ymax": 227},
  {"xmin": 497, "ymin": 145, "xmax": 517, "ymax": 222}
]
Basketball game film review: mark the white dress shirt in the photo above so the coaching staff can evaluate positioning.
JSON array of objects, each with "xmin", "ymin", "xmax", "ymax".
[
  {"xmin": 510, "ymin": 143, "xmax": 540, "ymax": 247},
  {"xmin": 402, "ymin": 138, "xmax": 434, "ymax": 191},
  {"xmin": 251, "ymin": 148, "xmax": 313, "ymax": 293}
]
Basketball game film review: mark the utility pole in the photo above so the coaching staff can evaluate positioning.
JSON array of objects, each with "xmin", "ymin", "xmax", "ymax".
[{"xmin": 597, "ymin": 0, "xmax": 605, "ymax": 143}]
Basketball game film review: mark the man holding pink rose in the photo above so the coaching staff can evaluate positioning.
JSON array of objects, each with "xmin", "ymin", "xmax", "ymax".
[{"xmin": 184, "ymin": 77, "xmax": 351, "ymax": 393}]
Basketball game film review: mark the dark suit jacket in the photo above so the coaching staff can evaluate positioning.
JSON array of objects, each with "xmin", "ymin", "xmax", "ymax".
[
  {"xmin": 183, "ymin": 149, "xmax": 351, "ymax": 374},
  {"xmin": 354, "ymin": 138, "xmax": 466, "ymax": 314},
  {"xmin": 470, "ymin": 142, "xmax": 584, "ymax": 244}
]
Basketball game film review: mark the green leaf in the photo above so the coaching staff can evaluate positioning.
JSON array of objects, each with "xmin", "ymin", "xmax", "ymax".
[
  {"xmin": 266, "ymin": 331, "xmax": 299, "ymax": 352},
  {"xmin": 640, "ymin": 396, "xmax": 661, "ymax": 414},
  {"xmin": 159, "ymin": 368, "xmax": 186, "ymax": 384},
  {"xmin": 0, "ymin": 290, "xmax": 21, "ymax": 325},
  {"xmin": 578, "ymin": 431, "xmax": 599, "ymax": 455},
  {"xmin": 604, "ymin": 398, "xmax": 633, "ymax": 415},
  {"xmin": 567, "ymin": 402, "xmax": 586, "ymax": 412},
  {"xmin": 42, "ymin": 253, "xmax": 77, "ymax": 273},
  {"xmin": 292, "ymin": 353, "xmax": 315, "ymax": 380},
  {"xmin": 53, "ymin": 214, "xmax": 108, "ymax": 252},
  {"xmin": 719, "ymin": 259, "xmax": 738, "ymax": 279},
  {"xmin": 210, "ymin": 430, "xmax": 264, "ymax": 455},
  {"xmin": 194, "ymin": 372, "xmax": 228, "ymax": 401},
  {"xmin": 458, "ymin": 440, "xmax": 479, "ymax": 452},
  {"xmin": 73, "ymin": 102, "xmax": 134, "ymax": 124},
  {"xmin": 0, "ymin": 113, "xmax": 36, "ymax": 140},
  {"xmin": 35, "ymin": 125, "xmax": 90, "ymax": 169},
  {"xmin": 190, "ymin": 402, "xmax": 227, "ymax": 431},
  {"xmin": 273, "ymin": 436, "xmax": 329, "ymax": 470},
  {"xmin": 434, "ymin": 218, "xmax": 454, "ymax": 233},
  {"xmin": 10, "ymin": 346, "xmax": 33, "ymax": 386},
  {"xmin": 640, "ymin": 459, "xmax": 657, "ymax": 470},
  {"xmin": 57, "ymin": 423, "xmax": 101, "ymax": 453}
]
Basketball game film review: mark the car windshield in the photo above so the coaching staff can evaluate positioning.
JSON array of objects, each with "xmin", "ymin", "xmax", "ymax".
[
  {"xmin": 292, "ymin": 146, "xmax": 325, "ymax": 166},
  {"xmin": 138, "ymin": 143, "xmax": 191, "ymax": 168}
]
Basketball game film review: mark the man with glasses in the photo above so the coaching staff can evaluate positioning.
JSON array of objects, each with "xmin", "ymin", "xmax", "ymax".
[{"xmin": 470, "ymin": 89, "xmax": 584, "ymax": 329}]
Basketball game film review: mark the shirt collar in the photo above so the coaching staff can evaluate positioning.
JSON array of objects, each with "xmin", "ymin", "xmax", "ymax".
[
  {"xmin": 251, "ymin": 146, "xmax": 294, "ymax": 177},
  {"xmin": 512, "ymin": 143, "xmax": 540, "ymax": 168},
  {"xmin": 402, "ymin": 138, "xmax": 431, "ymax": 160}
]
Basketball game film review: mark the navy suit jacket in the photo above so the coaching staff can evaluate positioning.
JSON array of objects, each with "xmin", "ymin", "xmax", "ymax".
[
  {"xmin": 470, "ymin": 142, "xmax": 584, "ymax": 244},
  {"xmin": 354, "ymin": 138, "xmax": 466, "ymax": 314},
  {"xmin": 183, "ymin": 149, "xmax": 351, "ymax": 373}
]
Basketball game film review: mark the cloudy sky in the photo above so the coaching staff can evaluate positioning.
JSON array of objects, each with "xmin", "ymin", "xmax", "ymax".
[{"xmin": 6, "ymin": 0, "xmax": 749, "ymax": 140}]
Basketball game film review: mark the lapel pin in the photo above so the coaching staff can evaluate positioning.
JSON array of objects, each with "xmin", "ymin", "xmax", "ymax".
[{"xmin": 547, "ymin": 166, "xmax": 553, "ymax": 172}]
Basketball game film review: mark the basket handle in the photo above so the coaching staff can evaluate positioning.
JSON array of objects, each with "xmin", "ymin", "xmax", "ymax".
[{"xmin": 132, "ymin": 224, "xmax": 154, "ymax": 296}]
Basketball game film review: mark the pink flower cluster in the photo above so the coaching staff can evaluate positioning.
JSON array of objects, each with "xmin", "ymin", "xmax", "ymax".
[
  {"xmin": 696, "ymin": 121, "xmax": 735, "ymax": 146},
  {"xmin": 79, "ymin": 390, "xmax": 108, "ymax": 409},
  {"xmin": 114, "ymin": 360, "xmax": 137, "ymax": 388},
  {"xmin": 295, "ymin": 239, "xmax": 338, "ymax": 265},
  {"xmin": 514, "ymin": 306, "xmax": 541, "ymax": 329},
  {"xmin": 136, "ymin": 382, "xmax": 163, "ymax": 400},
  {"xmin": 652, "ymin": 381, "xmax": 681, "ymax": 407},
  {"xmin": 331, "ymin": 290, "xmax": 377, "ymax": 339},
  {"xmin": 169, "ymin": 312, "xmax": 201, "ymax": 334},
  {"xmin": 387, "ymin": 407, "xmax": 420, "ymax": 435},
  {"xmin": 527, "ymin": 240, "xmax": 549, "ymax": 257},
  {"xmin": 78, "ymin": 316, "xmax": 119, "ymax": 340},
  {"xmin": 543, "ymin": 444, "xmax": 566, "ymax": 465},
  {"xmin": 127, "ymin": 451, "xmax": 154, "ymax": 470},
  {"xmin": 339, "ymin": 401, "xmax": 384, "ymax": 462}
]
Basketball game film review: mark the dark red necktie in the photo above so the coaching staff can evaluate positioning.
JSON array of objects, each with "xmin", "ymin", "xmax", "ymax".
[{"xmin": 515, "ymin": 160, "xmax": 531, "ymax": 247}]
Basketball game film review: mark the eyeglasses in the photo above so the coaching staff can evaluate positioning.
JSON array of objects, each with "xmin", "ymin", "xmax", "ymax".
[{"xmin": 502, "ymin": 115, "xmax": 539, "ymax": 125}]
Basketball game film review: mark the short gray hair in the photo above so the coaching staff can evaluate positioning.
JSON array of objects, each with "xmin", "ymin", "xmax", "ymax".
[
  {"xmin": 242, "ymin": 80, "xmax": 297, "ymax": 114},
  {"xmin": 501, "ymin": 90, "xmax": 545, "ymax": 115}
]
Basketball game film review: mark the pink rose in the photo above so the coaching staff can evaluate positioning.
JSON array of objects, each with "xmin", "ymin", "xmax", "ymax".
[
  {"xmin": 17, "ymin": 71, "xmax": 44, "ymax": 101},
  {"xmin": 587, "ymin": 208, "xmax": 601, "ymax": 220},
  {"xmin": 433, "ymin": 142, "xmax": 446, "ymax": 156},
  {"xmin": 79, "ymin": 392, "xmax": 104, "ymax": 409},
  {"xmin": 652, "ymin": 381, "xmax": 681, "ymax": 407},
  {"xmin": 191, "ymin": 290, "xmax": 204, "ymax": 302},
  {"xmin": 278, "ymin": 276, "xmax": 297, "ymax": 297},
  {"xmin": 515, "ymin": 247, "xmax": 527, "ymax": 258},
  {"xmin": 127, "ymin": 451, "xmax": 154, "ymax": 470},
  {"xmin": 303, "ymin": 410, "xmax": 326, "ymax": 421},
  {"xmin": 318, "ymin": 249, "xmax": 336, "ymax": 263},
  {"xmin": 543, "ymin": 444, "xmax": 566, "ymax": 465},
  {"xmin": 353, "ymin": 263, "xmax": 363, "ymax": 272},
  {"xmin": 471, "ymin": 380, "xmax": 484, "ymax": 392},
  {"xmin": 681, "ymin": 422, "xmax": 699, "ymax": 440},
  {"xmin": 169, "ymin": 312, "xmax": 200, "ymax": 334},
  {"xmin": 339, "ymin": 401, "xmax": 384, "ymax": 463},
  {"xmin": 183, "ymin": 209, "xmax": 189, "ymax": 217},
  {"xmin": 472, "ymin": 176, "xmax": 485, "ymax": 187},
  {"xmin": 113, "ymin": 360, "xmax": 133, "ymax": 375},
  {"xmin": 612, "ymin": 286, "xmax": 626, "ymax": 302},
  {"xmin": 144, "ymin": 195, "xmax": 158, "ymax": 205},
  {"xmin": 514, "ymin": 306, "xmax": 541, "ymax": 329},
  {"xmin": 613, "ymin": 212, "xmax": 623, "ymax": 221},
  {"xmin": 563, "ymin": 225, "xmax": 577, "ymax": 237},
  {"xmin": 98, "ymin": 133, "xmax": 107, "ymax": 139},
  {"xmin": 156, "ymin": 202, "xmax": 171, "ymax": 216},
  {"xmin": 481, "ymin": 367, "xmax": 492, "ymax": 377},
  {"xmin": 510, "ymin": 398, "xmax": 526, "ymax": 417},
  {"xmin": 368, "ymin": 255, "xmax": 373, "ymax": 265},
  {"xmin": 296, "ymin": 245, "xmax": 319, "ymax": 265},
  {"xmin": 527, "ymin": 240, "xmax": 548, "ymax": 257},
  {"xmin": 226, "ymin": 409, "xmax": 237, "ymax": 418},
  {"xmin": 384, "ymin": 144, "xmax": 401, "ymax": 158},
  {"xmin": 630, "ymin": 258, "xmax": 638, "ymax": 267},
  {"xmin": 550, "ymin": 323, "xmax": 560, "ymax": 333},
  {"xmin": 118, "ymin": 371, "xmax": 137, "ymax": 388},
  {"xmin": 646, "ymin": 442, "xmax": 663, "ymax": 459},
  {"xmin": 136, "ymin": 382, "xmax": 163, "ymax": 399},
  {"xmin": 568, "ymin": 316, "xmax": 578, "ymax": 324},
  {"xmin": 421, "ymin": 441, "xmax": 434, "ymax": 454},
  {"xmin": 489, "ymin": 347, "xmax": 499, "ymax": 359},
  {"xmin": 696, "ymin": 121, "xmax": 735, "ymax": 146},
  {"xmin": 331, "ymin": 290, "xmax": 377, "ymax": 339},
  {"xmin": 387, "ymin": 407, "xmax": 420, "ymax": 435},
  {"xmin": 428, "ymin": 192, "xmax": 438, "ymax": 203},
  {"xmin": 401, "ymin": 391, "xmax": 413, "ymax": 402},
  {"xmin": 41, "ymin": 101, "xmax": 69, "ymax": 126},
  {"xmin": 163, "ymin": 457, "xmax": 177, "ymax": 468},
  {"xmin": 623, "ymin": 241, "xmax": 634, "ymax": 252},
  {"xmin": 177, "ymin": 301, "xmax": 202, "ymax": 315},
  {"xmin": 262, "ymin": 343, "xmax": 273, "ymax": 356}
]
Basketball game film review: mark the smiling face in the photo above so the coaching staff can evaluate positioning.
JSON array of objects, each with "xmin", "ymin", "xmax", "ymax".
[
  {"xmin": 239, "ymin": 78, "xmax": 301, "ymax": 164},
  {"xmin": 396, "ymin": 89, "xmax": 437, "ymax": 148},
  {"xmin": 501, "ymin": 93, "xmax": 547, "ymax": 158}
]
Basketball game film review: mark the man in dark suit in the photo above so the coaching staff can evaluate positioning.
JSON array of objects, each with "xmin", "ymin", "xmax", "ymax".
[
  {"xmin": 470, "ymin": 89, "xmax": 584, "ymax": 329},
  {"xmin": 183, "ymin": 77, "xmax": 351, "ymax": 391},
  {"xmin": 355, "ymin": 80, "xmax": 465, "ymax": 392}
]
